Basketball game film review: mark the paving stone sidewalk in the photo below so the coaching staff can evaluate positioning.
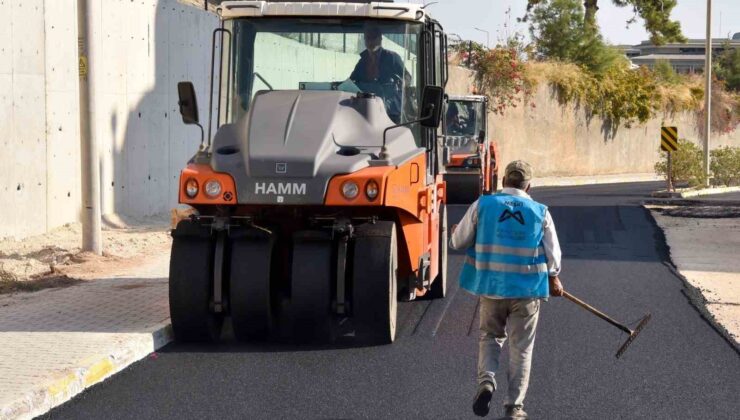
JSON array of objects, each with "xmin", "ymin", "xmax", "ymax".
[{"xmin": 0, "ymin": 253, "xmax": 171, "ymax": 420}]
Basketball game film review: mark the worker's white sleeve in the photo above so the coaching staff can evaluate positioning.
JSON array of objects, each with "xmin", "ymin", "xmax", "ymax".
[
  {"xmin": 542, "ymin": 209, "xmax": 562, "ymax": 276},
  {"xmin": 450, "ymin": 200, "xmax": 478, "ymax": 250}
]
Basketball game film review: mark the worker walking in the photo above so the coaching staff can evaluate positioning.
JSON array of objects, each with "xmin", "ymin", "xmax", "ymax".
[{"xmin": 450, "ymin": 160, "xmax": 563, "ymax": 419}]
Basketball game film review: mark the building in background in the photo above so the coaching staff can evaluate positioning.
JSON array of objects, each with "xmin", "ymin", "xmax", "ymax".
[{"xmin": 626, "ymin": 34, "xmax": 740, "ymax": 73}]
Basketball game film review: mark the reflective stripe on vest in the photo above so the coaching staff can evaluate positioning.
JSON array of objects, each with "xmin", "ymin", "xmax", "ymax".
[
  {"xmin": 459, "ymin": 193, "xmax": 550, "ymax": 298},
  {"xmin": 464, "ymin": 257, "xmax": 548, "ymax": 275}
]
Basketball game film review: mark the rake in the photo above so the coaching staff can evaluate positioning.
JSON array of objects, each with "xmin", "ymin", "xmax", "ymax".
[{"xmin": 562, "ymin": 291, "xmax": 651, "ymax": 359}]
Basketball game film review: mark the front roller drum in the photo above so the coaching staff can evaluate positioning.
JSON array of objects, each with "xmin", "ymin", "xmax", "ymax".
[
  {"xmin": 169, "ymin": 219, "xmax": 223, "ymax": 342},
  {"xmin": 287, "ymin": 231, "xmax": 333, "ymax": 342},
  {"xmin": 352, "ymin": 221, "xmax": 398, "ymax": 344},
  {"xmin": 229, "ymin": 228, "xmax": 275, "ymax": 341}
]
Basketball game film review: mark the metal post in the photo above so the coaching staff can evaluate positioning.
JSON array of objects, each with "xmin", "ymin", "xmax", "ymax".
[
  {"xmin": 77, "ymin": 0, "xmax": 102, "ymax": 255},
  {"xmin": 703, "ymin": 0, "xmax": 712, "ymax": 187},
  {"xmin": 667, "ymin": 152, "xmax": 674, "ymax": 192}
]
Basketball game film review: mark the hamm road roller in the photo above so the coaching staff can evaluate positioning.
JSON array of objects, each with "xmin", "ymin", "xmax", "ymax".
[
  {"xmin": 170, "ymin": 1, "xmax": 451, "ymax": 344},
  {"xmin": 443, "ymin": 95, "xmax": 499, "ymax": 202}
]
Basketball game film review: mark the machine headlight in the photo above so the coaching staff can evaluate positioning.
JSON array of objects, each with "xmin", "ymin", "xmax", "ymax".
[
  {"xmin": 465, "ymin": 157, "xmax": 481, "ymax": 166},
  {"xmin": 365, "ymin": 180, "xmax": 379, "ymax": 200},
  {"xmin": 204, "ymin": 180, "xmax": 222, "ymax": 198},
  {"xmin": 341, "ymin": 181, "xmax": 359, "ymax": 199},
  {"xmin": 185, "ymin": 178, "xmax": 199, "ymax": 198}
]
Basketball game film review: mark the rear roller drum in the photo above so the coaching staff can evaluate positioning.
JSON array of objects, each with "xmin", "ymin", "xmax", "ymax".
[
  {"xmin": 229, "ymin": 228, "xmax": 275, "ymax": 341},
  {"xmin": 287, "ymin": 231, "xmax": 333, "ymax": 342},
  {"xmin": 169, "ymin": 220, "xmax": 223, "ymax": 342},
  {"xmin": 352, "ymin": 221, "xmax": 398, "ymax": 344}
]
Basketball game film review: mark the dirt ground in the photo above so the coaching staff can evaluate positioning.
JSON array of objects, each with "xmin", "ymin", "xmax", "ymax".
[{"xmin": 0, "ymin": 216, "xmax": 171, "ymax": 294}]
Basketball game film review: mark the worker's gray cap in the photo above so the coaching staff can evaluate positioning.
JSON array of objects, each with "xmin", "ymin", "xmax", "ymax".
[{"xmin": 504, "ymin": 160, "xmax": 533, "ymax": 181}]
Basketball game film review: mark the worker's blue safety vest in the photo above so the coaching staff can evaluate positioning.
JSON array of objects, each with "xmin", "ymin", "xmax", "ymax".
[{"xmin": 459, "ymin": 192, "xmax": 550, "ymax": 298}]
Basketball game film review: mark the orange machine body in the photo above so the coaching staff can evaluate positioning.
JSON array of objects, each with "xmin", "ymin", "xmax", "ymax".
[{"xmin": 179, "ymin": 152, "xmax": 445, "ymax": 294}]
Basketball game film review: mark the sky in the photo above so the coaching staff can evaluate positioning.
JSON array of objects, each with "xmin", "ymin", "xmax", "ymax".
[{"xmin": 416, "ymin": 0, "xmax": 740, "ymax": 46}]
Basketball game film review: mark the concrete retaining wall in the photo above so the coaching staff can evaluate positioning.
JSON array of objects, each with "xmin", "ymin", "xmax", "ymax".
[
  {"xmin": 0, "ymin": 0, "xmax": 216, "ymax": 239},
  {"xmin": 447, "ymin": 66, "xmax": 740, "ymax": 178}
]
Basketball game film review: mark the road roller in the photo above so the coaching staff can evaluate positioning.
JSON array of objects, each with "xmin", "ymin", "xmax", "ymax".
[
  {"xmin": 442, "ymin": 95, "xmax": 499, "ymax": 203},
  {"xmin": 169, "ymin": 1, "xmax": 450, "ymax": 344}
]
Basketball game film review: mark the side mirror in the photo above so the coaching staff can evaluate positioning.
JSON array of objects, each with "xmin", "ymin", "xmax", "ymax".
[
  {"xmin": 478, "ymin": 130, "xmax": 486, "ymax": 144},
  {"xmin": 420, "ymin": 85, "xmax": 444, "ymax": 128},
  {"xmin": 177, "ymin": 82, "xmax": 199, "ymax": 125}
]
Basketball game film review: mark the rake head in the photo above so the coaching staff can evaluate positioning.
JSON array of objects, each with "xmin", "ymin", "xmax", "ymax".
[{"xmin": 615, "ymin": 313, "xmax": 651, "ymax": 359}]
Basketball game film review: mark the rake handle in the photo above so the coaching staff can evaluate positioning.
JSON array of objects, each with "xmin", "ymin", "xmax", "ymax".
[{"xmin": 562, "ymin": 291, "xmax": 632, "ymax": 335}]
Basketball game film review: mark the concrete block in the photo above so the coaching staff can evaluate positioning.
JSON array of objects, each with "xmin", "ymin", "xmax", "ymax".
[
  {"xmin": 11, "ymin": 0, "xmax": 46, "ymax": 75},
  {"xmin": 45, "ymin": 0, "xmax": 81, "ymax": 231},
  {"xmin": 45, "ymin": 91, "xmax": 81, "ymax": 229},
  {"xmin": 9, "ymin": 74, "xmax": 48, "ymax": 238},
  {"xmin": 43, "ymin": 0, "xmax": 78, "ymax": 93},
  {"xmin": 0, "ymin": 1, "xmax": 13, "ymax": 75}
]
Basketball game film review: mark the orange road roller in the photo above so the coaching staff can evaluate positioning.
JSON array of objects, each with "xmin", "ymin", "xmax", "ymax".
[{"xmin": 169, "ymin": 1, "xmax": 452, "ymax": 344}]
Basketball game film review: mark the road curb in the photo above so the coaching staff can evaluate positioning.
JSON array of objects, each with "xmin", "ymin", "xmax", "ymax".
[
  {"xmin": 533, "ymin": 173, "xmax": 661, "ymax": 187},
  {"xmin": 651, "ymin": 186, "xmax": 740, "ymax": 198},
  {"xmin": 2, "ymin": 324, "xmax": 173, "ymax": 420},
  {"xmin": 643, "ymin": 207, "xmax": 740, "ymax": 356}
]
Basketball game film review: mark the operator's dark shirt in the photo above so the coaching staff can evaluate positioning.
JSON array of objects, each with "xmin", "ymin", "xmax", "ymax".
[{"xmin": 350, "ymin": 47, "xmax": 405, "ymax": 83}]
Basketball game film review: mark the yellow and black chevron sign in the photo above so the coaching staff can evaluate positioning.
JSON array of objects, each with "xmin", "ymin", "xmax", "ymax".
[{"xmin": 661, "ymin": 126, "xmax": 679, "ymax": 152}]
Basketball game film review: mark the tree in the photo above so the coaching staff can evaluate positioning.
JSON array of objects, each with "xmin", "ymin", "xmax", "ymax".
[
  {"xmin": 715, "ymin": 45, "xmax": 740, "ymax": 92},
  {"xmin": 529, "ymin": 0, "xmax": 624, "ymax": 73},
  {"xmin": 525, "ymin": 0, "xmax": 685, "ymax": 45}
]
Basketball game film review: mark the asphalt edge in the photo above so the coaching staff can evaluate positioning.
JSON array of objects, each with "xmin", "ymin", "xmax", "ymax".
[
  {"xmin": 3, "ymin": 324, "xmax": 173, "ymax": 420},
  {"xmin": 642, "ymin": 205, "xmax": 740, "ymax": 356}
]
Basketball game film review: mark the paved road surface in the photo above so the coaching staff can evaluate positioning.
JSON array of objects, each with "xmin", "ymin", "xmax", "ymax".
[{"xmin": 44, "ymin": 182, "xmax": 740, "ymax": 419}]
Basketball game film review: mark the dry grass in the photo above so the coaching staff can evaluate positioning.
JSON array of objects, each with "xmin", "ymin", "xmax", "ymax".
[
  {"xmin": 0, "ymin": 274, "xmax": 81, "ymax": 294},
  {"xmin": 525, "ymin": 61, "xmax": 713, "ymax": 117},
  {"xmin": 525, "ymin": 61, "xmax": 583, "ymax": 88},
  {"xmin": 655, "ymin": 75, "xmax": 703, "ymax": 114}
]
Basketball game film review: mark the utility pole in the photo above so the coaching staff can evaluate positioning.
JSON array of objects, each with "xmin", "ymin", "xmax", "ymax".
[
  {"xmin": 77, "ymin": 0, "xmax": 102, "ymax": 255},
  {"xmin": 703, "ymin": 0, "xmax": 712, "ymax": 186}
]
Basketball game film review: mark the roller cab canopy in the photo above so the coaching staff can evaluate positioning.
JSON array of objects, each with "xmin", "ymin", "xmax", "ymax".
[{"xmin": 183, "ymin": 1, "xmax": 430, "ymax": 21}]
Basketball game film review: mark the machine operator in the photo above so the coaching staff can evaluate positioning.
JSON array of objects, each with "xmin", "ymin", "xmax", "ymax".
[{"xmin": 349, "ymin": 25, "xmax": 407, "ymax": 123}]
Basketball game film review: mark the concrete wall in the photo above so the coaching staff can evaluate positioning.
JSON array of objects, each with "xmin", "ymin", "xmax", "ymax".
[
  {"xmin": 447, "ymin": 66, "xmax": 740, "ymax": 178},
  {"xmin": 0, "ymin": 0, "xmax": 47, "ymax": 238},
  {"xmin": 0, "ymin": 0, "xmax": 216, "ymax": 239},
  {"xmin": 92, "ymin": 0, "xmax": 216, "ymax": 218}
]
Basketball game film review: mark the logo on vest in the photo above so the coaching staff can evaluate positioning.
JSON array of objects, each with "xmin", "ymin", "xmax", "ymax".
[{"xmin": 498, "ymin": 209, "xmax": 525, "ymax": 225}]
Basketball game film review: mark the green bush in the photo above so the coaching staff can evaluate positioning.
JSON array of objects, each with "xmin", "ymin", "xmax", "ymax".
[
  {"xmin": 543, "ymin": 62, "xmax": 658, "ymax": 127},
  {"xmin": 715, "ymin": 45, "xmax": 740, "ymax": 92},
  {"xmin": 710, "ymin": 146, "xmax": 740, "ymax": 186},
  {"xmin": 653, "ymin": 60, "xmax": 680, "ymax": 85},
  {"xmin": 654, "ymin": 140, "xmax": 706, "ymax": 187},
  {"xmin": 475, "ymin": 47, "xmax": 533, "ymax": 115}
]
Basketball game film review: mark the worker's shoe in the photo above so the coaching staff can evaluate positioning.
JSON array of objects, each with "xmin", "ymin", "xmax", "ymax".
[
  {"xmin": 504, "ymin": 405, "xmax": 528, "ymax": 419},
  {"xmin": 472, "ymin": 381, "xmax": 495, "ymax": 417}
]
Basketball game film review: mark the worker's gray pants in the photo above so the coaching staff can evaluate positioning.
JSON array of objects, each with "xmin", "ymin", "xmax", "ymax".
[{"xmin": 478, "ymin": 297, "xmax": 541, "ymax": 408}]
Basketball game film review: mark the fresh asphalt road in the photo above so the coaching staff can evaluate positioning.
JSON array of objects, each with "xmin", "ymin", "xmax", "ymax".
[{"xmin": 44, "ymin": 182, "xmax": 740, "ymax": 420}]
